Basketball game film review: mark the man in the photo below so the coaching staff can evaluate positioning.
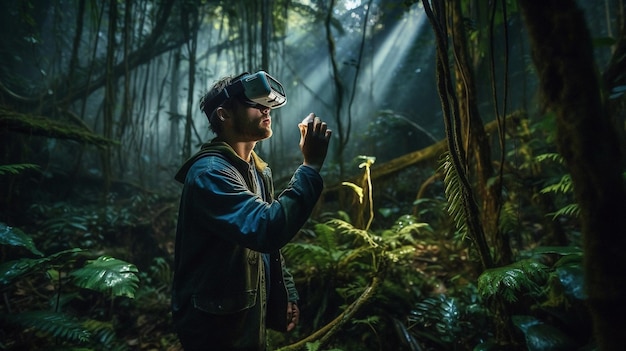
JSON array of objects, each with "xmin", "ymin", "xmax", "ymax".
[{"xmin": 171, "ymin": 71, "xmax": 331, "ymax": 350}]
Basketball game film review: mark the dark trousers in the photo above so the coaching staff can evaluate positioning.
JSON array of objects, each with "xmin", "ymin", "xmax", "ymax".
[{"xmin": 173, "ymin": 302, "xmax": 265, "ymax": 351}]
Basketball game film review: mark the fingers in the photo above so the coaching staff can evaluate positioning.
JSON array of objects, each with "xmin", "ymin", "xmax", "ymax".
[
  {"xmin": 299, "ymin": 113, "xmax": 332, "ymax": 171},
  {"xmin": 286, "ymin": 303, "xmax": 300, "ymax": 332},
  {"xmin": 300, "ymin": 113, "xmax": 315, "ymax": 125},
  {"xmin": 306, "ymin": 116, "xmax": 331, "ymax": 140}
]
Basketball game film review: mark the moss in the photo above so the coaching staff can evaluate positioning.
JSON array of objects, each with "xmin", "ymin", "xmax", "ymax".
[{"xmin": 0, "ymin": 107, "xmax": 118, "ymax": 148}]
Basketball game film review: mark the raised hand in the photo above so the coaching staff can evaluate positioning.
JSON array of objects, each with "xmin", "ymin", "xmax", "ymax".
[{"xmin": 298, "ymin": 113, "xmax": 332, "ymax": 171}]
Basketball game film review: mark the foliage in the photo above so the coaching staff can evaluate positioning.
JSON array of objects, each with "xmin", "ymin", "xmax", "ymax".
[
  {"xmin": 0, "ymin": 163, "xmax": 40, "ymax": 176},
  {"xmin": 279, "ymin": 156, "xmax": 439, "ymax": 350},
  {"xmin": 477, "ymin": 259, "xmax": 549, "ymax": 302},
  {"xmin": 438, "ymin": 152, "xmax": 468, "ymax": 238},
  {"xmin": 0, "ymin": 223, "xmax": 140, "ymax": 349},
  {"xmin": 407, "ymin": 286, "xmax": 491, "ymax": 349},
  {"xmin": 0, "ymin": 222, "xmax": 43, "ymax": 256},
  {"xmin": 478, "ymin": 246, "xmax": 589, "ymax": 349},
  {"xmin": 3, "ymin": 311, "xmax": 92, "ymax": 343},
  {"xmin": 70, "ymin": 256, "xmax": 140, "ymax": 298},
  {"xmin": 536, "ymin": 153, "xmax": 580, "ymax": 219}
]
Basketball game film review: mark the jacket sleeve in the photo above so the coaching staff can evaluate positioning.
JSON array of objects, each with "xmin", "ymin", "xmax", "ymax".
[
  {"xmin": 187, "ymin": 158, "xmax": 323, "ymax": 253},
  {"xmin": 280, "ymin": 253, "xmax": 299, "ymax": 302}
]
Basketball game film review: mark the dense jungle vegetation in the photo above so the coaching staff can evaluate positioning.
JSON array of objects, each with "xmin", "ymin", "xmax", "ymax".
[{"xmin": 1, "ymin": 0, "xmax": 626, "ymax": 350}]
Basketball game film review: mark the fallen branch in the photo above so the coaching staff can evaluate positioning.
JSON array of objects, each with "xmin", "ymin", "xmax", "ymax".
[{"xmin": 277, "ymin": 275, "xmax": 382, "ymax": 351}]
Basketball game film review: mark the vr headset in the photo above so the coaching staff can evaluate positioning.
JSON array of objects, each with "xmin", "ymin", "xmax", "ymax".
[{"xmin": 202, "ymin": 71, "xmax": 287, "ymax": 116}]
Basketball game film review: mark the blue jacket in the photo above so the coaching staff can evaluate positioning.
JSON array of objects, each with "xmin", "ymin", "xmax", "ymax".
[{"xmin": 171, "ymin": 140, "xmax": 323, "ymax": 349}]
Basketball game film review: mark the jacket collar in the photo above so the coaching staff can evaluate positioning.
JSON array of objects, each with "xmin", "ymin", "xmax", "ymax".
[{"xmin": 174, "ymin": 139, "xmax": 268, "ymax": 183}]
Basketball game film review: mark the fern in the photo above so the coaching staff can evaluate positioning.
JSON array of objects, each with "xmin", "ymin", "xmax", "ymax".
[
  {"xmin": 3, "ymin": 311, "xmax": 91, "ymax": 343},
  {"xmin": 386, "ymin": 245, "xmax": 417, "ymax": 263},
  {"xmin": 70, "ymin": 256, "xmax": 139, "ymax": 298},
  {"xmin": 438, "ymin": 152, "xmax": 468, "ymax": 237},
  {"xmin": 540, "ymin": 174, "xmax": 573, "ymax": 195},
  {"xmin": 477, "ymin": 259, "xmax": 549, "ymax": 302},
  {"xmin": 284, "ymin": 241, "xmax": 338, "ymax": 269},
  {"xmin": 534, "ymin": 152, "xmax": 564, "ymax": 164},
  {"xmin": 83, "ymin": 319, "xmax": 117, "ymax": 348},
  {"xmin": 382, "ymin": 214, "xmax": 432, "ymax": 246},
  {"xmin": 313, "ymin": 221, "xmax": 341, "ymax": 252},
  {"xmin": 0, "ymin": 163, "xmax": 40, "ymax": 176},
  {"xmin": 409, "ymin": 295, "xmax": 464, "ymax": 346},
  {"xmin": 327, "ymin": 219, "xmax": 379, "ymax": 248},
  {"xmin": 539, "ymin": 173, "xmax": 579, "ymax": 218},
  {"xmin": 548, "ymin": 203, "xmax": 580, "ymax": 219}
]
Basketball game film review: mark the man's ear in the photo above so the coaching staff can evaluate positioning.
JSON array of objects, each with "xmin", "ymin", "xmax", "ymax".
[{"xmin": 216, "ymin": 107, "xmax": 228, "ymax": 121}]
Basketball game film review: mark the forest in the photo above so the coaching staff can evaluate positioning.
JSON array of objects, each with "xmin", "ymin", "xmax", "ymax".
[{"xmin": 1, "ymin": 0, "xmax": 625, "ymax": 350}]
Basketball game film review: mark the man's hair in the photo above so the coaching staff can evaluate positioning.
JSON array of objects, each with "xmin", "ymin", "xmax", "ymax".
[{"xmin": 199, "ymin": 75, "xmax": 237, "ymax": 134}]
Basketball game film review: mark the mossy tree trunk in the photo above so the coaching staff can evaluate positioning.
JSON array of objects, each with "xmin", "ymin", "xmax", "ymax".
[
  {"xmin": 519, "ymin": 1, "xmax": 626, "ymax": 350},
  {"xmin": 449, "ymin": 0, "xmax": 510, "ymax": 266}
]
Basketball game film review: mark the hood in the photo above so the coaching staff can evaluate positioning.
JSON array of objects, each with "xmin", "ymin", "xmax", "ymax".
[{"xmin": 174, "ymin": 140, "xmax": 268, "ymax": 184}]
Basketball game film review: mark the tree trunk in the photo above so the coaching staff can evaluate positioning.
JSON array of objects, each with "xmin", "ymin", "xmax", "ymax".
[
  {"xmin": 182, "ymin": 3, "xmax": 200, "ymax": 161},
  {"xmin": 519, "ymin": 2, "xmax": 626, "ymax": 350},
  {"xmin": 423, "ymin": 0, "xmax": 494, "ymax": 270},
  {"xmin": 101, "ymin": 0, "xmax": 118, "ymax": 198},
  {"xmin": 325, "ymin": 0, "xmax": 347, "ymax": 178},
  {"xmin": 449, "ymin": 0, "xmax": 510, "ymax": 266},
  {"xmin": 169, "ymin": 49, "xmax": 182, "ymax": 164},
  {"xmin": 66, "ymin": 0, "xmax": 86, "ymax": 102}
]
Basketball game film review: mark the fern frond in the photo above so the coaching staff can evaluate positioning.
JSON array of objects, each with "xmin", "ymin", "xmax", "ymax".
[
  {"xmin": 0, "ymin": 222, "xmax": 43, "ymax": 256},
  {"xmin": 70, "ymin": 256, "xmax": 139, "ymax": 298},
  {"xmin": 548, "ymin": 203, "xmax": 579, "ymax": 219},
  {"xmin": 283, "ymin": 242, "xmax": 334, "ymax": 266},
  {"xmin": 477, "ymin": 259, "xmax": 549, "ymax": 302},
  {"xmin": 3, "ymin": 311, "xmax": 91, "ymax": 343},
  {"xmin": 313, "ymin": 222, "xmax": 340, "ymax": 252},
  {"xmin": 83, "ymin": 319, "xmax": 116, "ymax": 347},
  {"xmin": 540, "ymin": 174, "xmax": 573, "ymax": 194},
  {"xmin": 148, "ymin": 257, "xmax": 172, "ymax": 286},
  {"xmin": 534, "ymin": 153, "xmax": 564, "ymax": 164},
  {"xmin": 305, "ymin": 341, "xmax": 321, "ymax": 351},
  {"xmin": 326, "ymin": 219, "xmax": 379, "ymax": 248},
  {"xmin": 498, "ymin": 201, "xmax": 518, "ymax": 234},
  {"xmin": 379, "ymin": 215, "xmax": 432, "ymax": 250},
  {"xmin": 438, "ymin": 152, "xmax": 468, "ymax": 237},
  {"xmin": 395, "ymin": 223, "xmax": 432, "ymax": 240},
  {"xmin": 0, "ymin": 163, "xmax": 40, "ymax": 176},
  {"xmin": 386, "ymin": 245, "xmax": 416, "ymax": 263},
  {"xmin": 409, "ymin": 295, "xmax": 463, "ymax": 345}
]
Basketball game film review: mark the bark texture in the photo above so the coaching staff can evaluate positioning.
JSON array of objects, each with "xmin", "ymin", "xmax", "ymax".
[{"xmin": 519, "ymin": 2, "xmax": 626, "ymax": 350}]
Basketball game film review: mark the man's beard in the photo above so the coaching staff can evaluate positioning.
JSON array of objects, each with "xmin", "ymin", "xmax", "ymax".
[{"xmin": 233, "ymin": 117, "xmax": 272, "ymax": 141}]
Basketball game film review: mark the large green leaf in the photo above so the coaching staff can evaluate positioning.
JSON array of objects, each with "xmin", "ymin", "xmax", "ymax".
[
  {"xmin": 70, "ymin": 256, "xmax": 139, "ymax": 298},
  {"xmin": 512, "ymin": 316, "xmax": 578, "ymax": 351},
  {"xmin": 0, "ymin": 222, "xmax": 43, "ymax": 256}
]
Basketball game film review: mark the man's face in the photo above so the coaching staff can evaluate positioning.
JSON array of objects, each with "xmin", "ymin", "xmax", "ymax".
[{"xmin": 230, "ymin": 100, "xmax": 273, "ymax": 141}]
